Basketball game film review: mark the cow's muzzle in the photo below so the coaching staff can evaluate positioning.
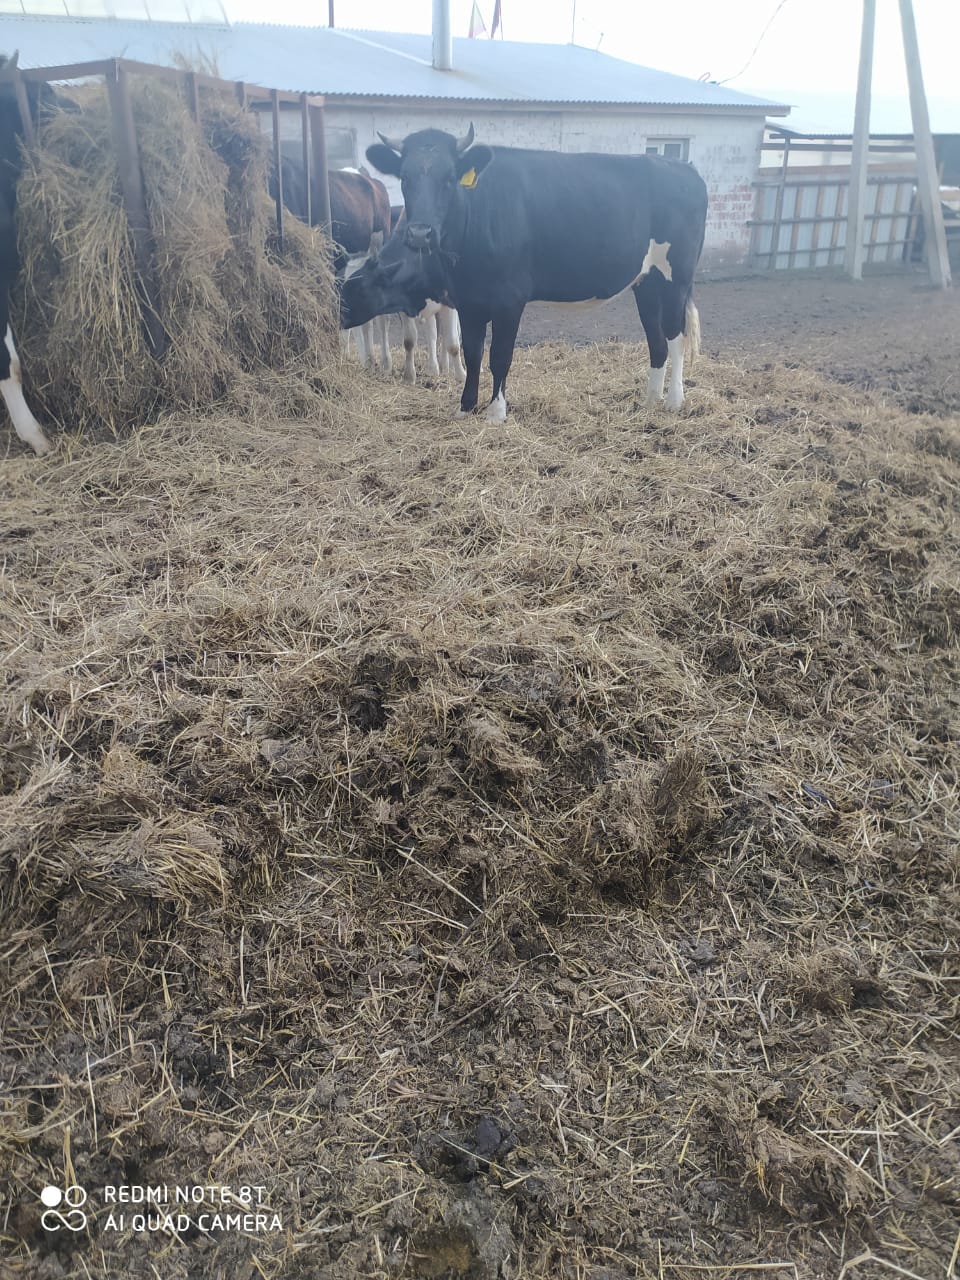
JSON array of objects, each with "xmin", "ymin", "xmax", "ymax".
[{"xmin": 403, "ymin": 222, "xmax": 438, "ymax": 253}]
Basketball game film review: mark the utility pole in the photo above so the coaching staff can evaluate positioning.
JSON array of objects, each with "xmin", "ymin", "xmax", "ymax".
[
  {"xmin": 328, "ymin": 1, "xmax": 334, "ymax": 28},
  {"xmin": 898, "ymin": 0, "xmax": 951, "ymax": 287},
  {"xmin": 845, "ymin": 0, "xmax": 875, "ymax": 280}
]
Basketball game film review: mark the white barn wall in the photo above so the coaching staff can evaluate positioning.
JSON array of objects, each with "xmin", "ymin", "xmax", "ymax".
[{"xmin": 320, "ymin": 104, "xmax": 766, "ymax": 269}]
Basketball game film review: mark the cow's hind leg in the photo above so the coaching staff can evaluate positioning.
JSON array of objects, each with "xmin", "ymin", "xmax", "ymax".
[
  {"xmin": 1, "ymin": 325, "xmax": 52, "ymax": 456},
  {"xmin": 632, "ymin": 278, "xmax": 667, "ymax": 409},
  {"xmin": 486, "ymin": 305, "xmax": 524, "ymax": 423},
  {"xmin": 661, "ymin": 281, "xmax": 698, "ymax": 412},
  {"xmin": 457, "ymin": 305, "xmax": 488, "ymax": 416}
]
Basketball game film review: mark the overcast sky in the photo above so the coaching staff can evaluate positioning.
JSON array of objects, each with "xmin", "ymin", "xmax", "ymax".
[{"xmin": 221, "ymin": 0, "xmax": 958, "ymax": 132}]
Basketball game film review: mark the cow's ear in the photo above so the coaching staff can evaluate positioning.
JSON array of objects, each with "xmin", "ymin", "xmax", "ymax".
[
  {"xmin": 366, "ymin": 144, "xmax": 402, "ymax": 177},
  {"xmin": 456, "ymin": 145, "xmax": 493, "ymax": 183}
]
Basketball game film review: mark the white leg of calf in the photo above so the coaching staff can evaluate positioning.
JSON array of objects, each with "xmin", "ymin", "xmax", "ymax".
[
  {"xmin": 485, "ymin": 389, "xmax": 507, "ymax": 423},
  {"xmin": 441, "ymin": 308, "xmax": 466, "ymax": 383},
  {"xmin": 646, "ymin": 364, "xmax": 666, "ymax": 408},
  {"xmin": 375, "ymin": 315, "xmax": 392, "ymax": 374},
  {"xmin": 2, "ymin": 327, "xmax": 52, "ymax": 456},
  {"xmin": 356, "ymin": 323, "xmax": 375, "ymax": 369},
  {"xmin": 666, "ymin": 335, "xmax": 685, "ymax": 411},
  {"xmin": 402, "ymin": 317, "xmax": 417, "ymax": 385},
  {"xmin": 422, "ymin": 314, "xmax": 440, "ymax": 377}
]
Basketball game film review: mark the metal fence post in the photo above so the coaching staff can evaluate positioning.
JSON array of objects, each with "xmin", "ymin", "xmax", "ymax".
[
  {"xmin": 308, "ymin": 101, "xmax": 331, "ymax": 237},
  {"xmin": 105, "ymin": 60, "xmax": 167, "ymax": 359},
  {"xmin": 270, "ymin": 88, "xmax": 284, "ymax": 249}
]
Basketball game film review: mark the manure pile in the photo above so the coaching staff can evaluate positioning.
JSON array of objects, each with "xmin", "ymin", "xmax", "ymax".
[
  {"xmin": 12, "ymin": 77, "xmax": 339, "ymax": 438},
  {"xmin": 1, "ymin": 348, "xmax": 957, "ymax": 1280}
]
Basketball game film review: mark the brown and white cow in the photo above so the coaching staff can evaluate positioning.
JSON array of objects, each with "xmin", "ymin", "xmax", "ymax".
[{"xmin": 273, "ymin": 159, "xmax": 394, "ymax": 371}]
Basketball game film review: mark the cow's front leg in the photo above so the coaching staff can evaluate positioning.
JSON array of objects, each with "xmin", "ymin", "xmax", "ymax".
[
  {"xmin": 374, "ymin": 314, "xmax": 392, "ymax": 374},
  {"xmin": 402, "ymin": 315, "xmax": 418, "ymax": 384},
  {"xmin": 421, "ymin": 310, "xmax": 440, "ymax": 378},
  {"xmin": 2, "ymin": 325, "xmax": 53, "ymax": 456},
  {"xmin": 486, "ymin": 305, "xmax": 524, "ymax": 423},
  {"xmin": 441, "ymin": 308, "xmax": 466, "ymax": 384},
  {"xmin": 457, "ymin": 305, "xmax": 487, "ymax": 416}
]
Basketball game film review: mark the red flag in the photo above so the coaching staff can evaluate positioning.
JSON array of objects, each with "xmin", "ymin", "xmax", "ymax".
[
  {"xmin": 491, "ymin": 0, "xmax": 502, "ymax": 37},
  {"xmin": 468, "ymin": 1, "xmax": 487, "ymax": 37}
]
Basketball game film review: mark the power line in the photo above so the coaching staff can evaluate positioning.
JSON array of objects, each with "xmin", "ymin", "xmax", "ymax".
[{"xmin": 718, "ymin": 0, "xmax": 790, "ymax": 85}]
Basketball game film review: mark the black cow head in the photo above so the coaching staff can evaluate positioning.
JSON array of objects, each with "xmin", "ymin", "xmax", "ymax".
[
  {"xmin": 339, "ymin": 230, "xmax": 452, "ymax": 330},
  {"xmin": 366, "ymin": 126, "xmax": 493, "ymax": 254}
]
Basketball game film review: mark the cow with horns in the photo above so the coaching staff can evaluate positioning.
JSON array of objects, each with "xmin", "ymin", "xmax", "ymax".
[
  {"xmin": 340, "ymin": 125, "xmax": 708, "ymax": 422},
  {"xmin": 1, "ymin": 51, "xmax": 60, "ymax": 455}
]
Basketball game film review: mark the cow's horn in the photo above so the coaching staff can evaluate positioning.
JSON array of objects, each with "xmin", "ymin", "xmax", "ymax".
[
  {"xmin": 377, "ymin": 131, "xmax": 404, "ymax": 152},
  {"xmin": 456, "ymin": 123, "xmax": 475, "ymax": 152},
  {"xmin": 1, "ymin": 50, "xmax": 20, "ymax": 77}
]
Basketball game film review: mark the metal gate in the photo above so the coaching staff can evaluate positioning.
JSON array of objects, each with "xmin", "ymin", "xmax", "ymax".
[
  {"xmin": 748, "ymin": 128, "xmax": 920, "ymax": 270},
  {"xmin": 749, "ymin": 171, "xmax": 919, "ymax": 269}
]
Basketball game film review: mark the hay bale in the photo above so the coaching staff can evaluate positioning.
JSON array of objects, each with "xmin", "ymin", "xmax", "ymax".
[{"xmin": 12, "ymin": 77, "xmax": 339, "ymax": 435}]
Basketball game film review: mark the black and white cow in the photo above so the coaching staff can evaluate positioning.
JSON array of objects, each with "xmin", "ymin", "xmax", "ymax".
[
  {"xmin": 340, "ymin": 127, "xmax": 707, "ymax": 422},
  {"xmin": 1, "ymin": 51, "xmax": 57, "ymax": 455}
]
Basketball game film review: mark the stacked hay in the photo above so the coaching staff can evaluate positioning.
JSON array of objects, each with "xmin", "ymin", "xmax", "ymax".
[{"xmin": 12, "ymin": 77, "xmax": 338, "ymax": 435}]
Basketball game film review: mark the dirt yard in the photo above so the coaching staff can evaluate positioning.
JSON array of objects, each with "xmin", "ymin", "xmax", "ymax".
[
  {"xmin": 1, "ymin": 332, "xmax": 958, "ymax": 1280},
  {"xmin": 521, "ymin": 269, "xmax": 960, "ymax": 418}
]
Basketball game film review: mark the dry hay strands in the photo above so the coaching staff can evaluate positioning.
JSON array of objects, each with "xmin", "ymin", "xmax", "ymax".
[{"xmin": 12, "ymin": 76, "xmax": 341, "ymax": 438}]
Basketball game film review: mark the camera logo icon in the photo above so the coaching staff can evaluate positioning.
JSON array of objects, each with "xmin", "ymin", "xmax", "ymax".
[{"xmin": 40, "ymin": 1185, "xmax": 88, "ymax": 1232}]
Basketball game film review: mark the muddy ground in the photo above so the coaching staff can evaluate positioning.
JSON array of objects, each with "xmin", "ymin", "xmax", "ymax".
[
  {"xmin": 1, "ymin": 335, "xmax": 958, "ymax": 1280},
  {"xmin": 521, "ymin": 268, "xmax": 960, "ymax": 418}
]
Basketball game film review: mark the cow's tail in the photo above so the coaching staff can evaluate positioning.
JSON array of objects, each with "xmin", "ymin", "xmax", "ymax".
[{"xmin": 683, "ymin": 295, "xmax": 701, "ymax": 367}]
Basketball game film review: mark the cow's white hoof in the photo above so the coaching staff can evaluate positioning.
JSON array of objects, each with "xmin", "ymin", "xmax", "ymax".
[
  {"xmin": 485, "ymin": 391, "xmax": 507, "ymax": 424},
  {"xmin": 665, "ymin": 395, "xmax": 684, "ymax": 413},
  {"xmin": 456, "ymin": 408, "xmax": 471, "ymax": 418}
]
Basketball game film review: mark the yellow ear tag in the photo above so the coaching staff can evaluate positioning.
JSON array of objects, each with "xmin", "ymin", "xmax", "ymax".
[{"xmin": 460, "ymin": 168, "xmax": 478, "ymax": 188}]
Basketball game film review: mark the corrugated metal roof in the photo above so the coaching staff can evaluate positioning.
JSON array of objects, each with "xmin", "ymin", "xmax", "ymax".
[
  {"xmin": 4, "ymin": 15, "xmax": 789, "ymax": 111},
  {"xmin": 0, "ymin": 0, "xmax": 229, "ymax": 21}
]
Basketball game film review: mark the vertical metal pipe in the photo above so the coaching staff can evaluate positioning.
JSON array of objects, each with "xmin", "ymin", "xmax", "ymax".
[
  {"xmin": 106, "ymin": 61, "xmax": 166, "ymax": 359},
  {"xmin": 184, "ymin": 69, "xmax": 200, "ymax": 123},
  {"xmin": 432, "ymin": 0, "xmax": 452, "ymax": 71},
  {"xmin": 13, "ymin": 68, "xmax": 36, "ymax": 147},
  {"xmin": 300, "ymin": 92, "xmax": 312, "ymax": 225},
  {"xmin": 309, "ymin": 101, "xmax": 332, "ymax": 237},
  {"xmin": 271, "ymin": 88, "xmax": 284, "ymax": 250}
]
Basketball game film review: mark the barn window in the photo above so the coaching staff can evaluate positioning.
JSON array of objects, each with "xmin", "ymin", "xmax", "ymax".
[
  {"xmin": 326, "ymin": 128, "xmax": 358, "ymax": 170},
  {"xmin": 645, "ymin": 138, "xmax": 690, "ymax": 161}
]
